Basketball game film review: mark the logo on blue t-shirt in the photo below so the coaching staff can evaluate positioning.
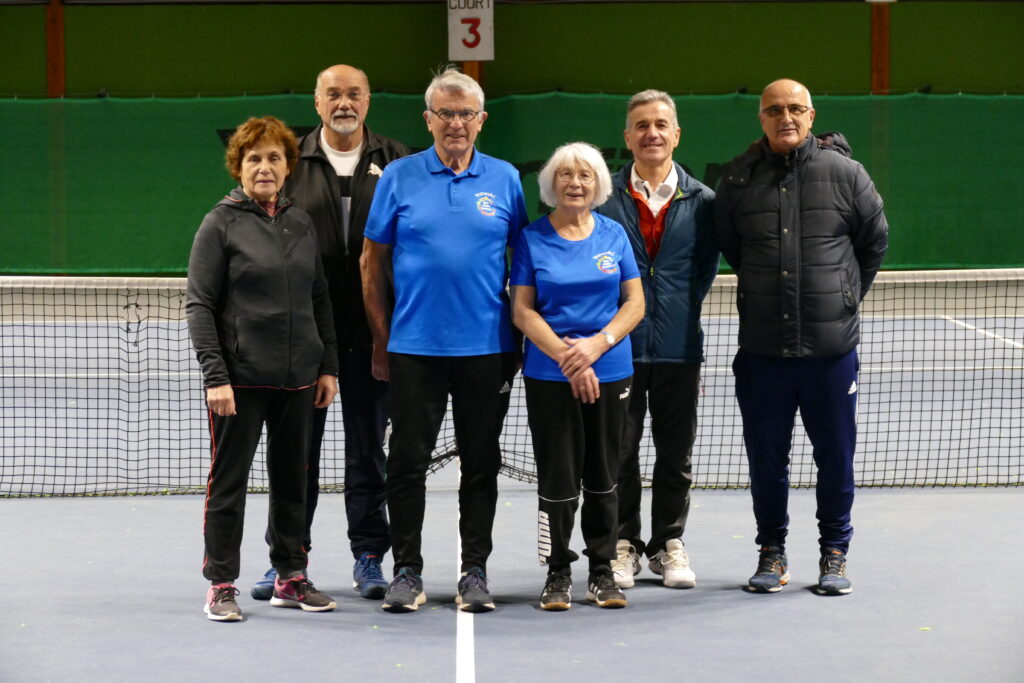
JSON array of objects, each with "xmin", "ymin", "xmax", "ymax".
[
  {"xmin": 475, "ymin": 192, "xmax": 497, "ymax": 217},
  {"xmin": 593, "ymin": 251, "xmax": 619, "ymax": 274}
]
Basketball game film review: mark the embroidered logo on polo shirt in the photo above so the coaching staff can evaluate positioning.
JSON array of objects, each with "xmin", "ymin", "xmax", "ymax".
[
  {"xmin": 475, "ymin": 192, "xmax": 497, "ymax": 217},
  {"xmin": 368, "ymin": 163, "xmax": 383, "ymax": 177},
  {"xmin": 593, "ymin": 251, "xmax": 619, "ymax": 274}
]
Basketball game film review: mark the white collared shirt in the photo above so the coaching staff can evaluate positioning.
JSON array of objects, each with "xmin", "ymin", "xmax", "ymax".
[{"xmin": 630, "ymin": 164, "xmax": 677, "ymax": 217}]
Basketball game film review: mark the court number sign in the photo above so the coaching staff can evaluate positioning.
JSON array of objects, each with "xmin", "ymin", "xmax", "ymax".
[{"xmin": 448, "ymin": 0, "xmax": 494, "ymax": 62}]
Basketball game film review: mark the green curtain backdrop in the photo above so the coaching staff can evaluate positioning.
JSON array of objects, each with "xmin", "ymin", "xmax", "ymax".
[{"xmin": 3, "ymin": 93, "xmax": 1022, "ymax": 274}]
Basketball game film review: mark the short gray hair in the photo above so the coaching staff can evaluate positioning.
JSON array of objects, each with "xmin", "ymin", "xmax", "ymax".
[
  {"xmin": 537, "ymin": 142, "xmax": 613, "ymax": 209},
  {"xmin": 626, "ymin": 89, "xmax": 678, "ymax": 128},
  {"xmin": 424, "ymin": 67, "xmax": 485, "ymax": 112}
]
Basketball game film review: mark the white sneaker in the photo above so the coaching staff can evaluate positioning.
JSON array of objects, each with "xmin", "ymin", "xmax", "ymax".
[
  {"xmin": 649, "ymin": 539, "xmax": 696, "ymax": 588},
  {"xmin": 611, "ymin": 539, "xmax": 641, "ymax": 589}
]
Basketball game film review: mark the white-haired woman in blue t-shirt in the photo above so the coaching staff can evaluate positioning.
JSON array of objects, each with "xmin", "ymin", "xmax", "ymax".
[{"xmin": 510, "ymin": 141, "xmax": 644, "ymax": 611}]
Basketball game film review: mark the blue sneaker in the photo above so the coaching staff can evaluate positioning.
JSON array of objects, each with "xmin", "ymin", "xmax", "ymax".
[
  {"xmin": 353, "ymin": 551, "xmax": 389, "ymax": 600},
  {"xmin": 816, "ymin": 547, "xmax": 853, "ymax": 595},
  {"xmin": 382, "ymin": 567, "xmax": 426, "ymax": 613},
  {"xmin": 251, "ymin": 567, "xmax": 276, "ymax": 600},
  {"xmin": 747, "ymin": 546, "xmax": 789, "ymax": 593}
]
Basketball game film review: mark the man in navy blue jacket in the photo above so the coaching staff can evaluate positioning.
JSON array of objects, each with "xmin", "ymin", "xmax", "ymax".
[{"xmin": 596, "ymin": 90, "xmax": 718, "ymax": 590}]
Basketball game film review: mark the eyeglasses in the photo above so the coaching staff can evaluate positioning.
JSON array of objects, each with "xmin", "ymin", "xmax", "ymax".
[
  {"xmin": 556, "ymin": 169, "xmax": 596, "ymax": 185},
  {"xmin": 429, "ymin": 108, "xmax": 481, "ymax": 123},
  {"xmin": 761, "ymin": 104, "xmax": 811, "ymax": 118}
]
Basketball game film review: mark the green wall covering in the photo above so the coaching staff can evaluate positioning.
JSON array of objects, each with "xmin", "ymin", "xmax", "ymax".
[
  {"xmin": 4, "ymin": 93, "xmax": 1022, "ymax": 274},
  {"xmin": 0, "ymin": 7, "xmax": 47, "ymax": 96}
]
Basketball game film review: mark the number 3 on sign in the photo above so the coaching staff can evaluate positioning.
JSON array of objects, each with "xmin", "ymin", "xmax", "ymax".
[
  {"xmin": 448, "ymin": 1, "xmax": 493, "ymax": 62},
  {"xmin": 461, "ymin": 17, "xmax": 481, "ymax": 48}
]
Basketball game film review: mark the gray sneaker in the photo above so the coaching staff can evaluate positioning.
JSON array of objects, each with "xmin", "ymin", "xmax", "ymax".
[
  {"xmin": 383, "ymin": 567, "xmax": 427, "ymax": 613},
  {"xmin": 816, "ymin": 547, "xmax": 853, "ymax": 595},
  {"xmin": 455, "ymin": 567, "xmax": 495, "ymax": 612},
  {"xmin": 747, "ymin": 546, "xmax": 790, "ymax": 593},
  {"xmin": 204, "ymin": 583, "xmax": 242, "ymax": 622}
]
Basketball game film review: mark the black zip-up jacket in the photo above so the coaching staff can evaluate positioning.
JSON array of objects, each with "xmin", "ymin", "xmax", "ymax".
[
  {"xmin": 283, "ymin": 125, "xmax": 410, "ymax": 352},
  {"xmin": 596, "ymin": 162, "xmax": 718, "ymax": 364},
  {"xmin": 186, "ymin": 187, "xmax": 339, "ymax": 389},
  {"xmin": 714, "ymin": 132, "xmax": 888, "ymax": 358}
]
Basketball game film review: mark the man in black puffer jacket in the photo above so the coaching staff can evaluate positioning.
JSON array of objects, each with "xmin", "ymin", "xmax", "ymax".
[{"xmin": 715, "ymin": 79, "xmax": 888, "ymax": 597}]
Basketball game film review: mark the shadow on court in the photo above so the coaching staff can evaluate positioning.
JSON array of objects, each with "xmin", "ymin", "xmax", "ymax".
[{"xmin": 1, "ymin": 481, "xmax": 1021, "ymax": 682}]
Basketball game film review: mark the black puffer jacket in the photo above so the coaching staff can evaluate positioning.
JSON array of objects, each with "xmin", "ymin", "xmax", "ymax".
[
  {"xmin": 186, "ymin": 188, "xmax": 338, "ymax": 389},
  {"xmin": 714, "ymin": 133, "xmax": 888, "ymax": 358},
  {"xmin": 283, "ymin": 125, "xmax": 409, "ymax": 352}
]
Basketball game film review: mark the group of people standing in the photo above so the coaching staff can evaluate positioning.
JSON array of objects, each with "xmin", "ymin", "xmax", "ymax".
[{"xmin": 186, "ymin": 65, "xmax": 888, "ymax": 622}]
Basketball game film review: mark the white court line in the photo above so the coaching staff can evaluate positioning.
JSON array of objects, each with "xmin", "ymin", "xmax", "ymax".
[
  {"xmin": 942, "ymin": 315, "xmax": 1024, "ymax": 350},
  {"xmin": 455, "ymin": 458, "xmax": 475, "ymax": 683}
]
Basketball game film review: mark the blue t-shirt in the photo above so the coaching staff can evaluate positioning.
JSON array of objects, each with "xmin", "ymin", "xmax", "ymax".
[
  {"xmin": 510, "ymin": 213, "xmax": 640, "ymax": 382},
  {"xmin": 364, "ymin": 147, "xmax": 529, "ymax": 356}
]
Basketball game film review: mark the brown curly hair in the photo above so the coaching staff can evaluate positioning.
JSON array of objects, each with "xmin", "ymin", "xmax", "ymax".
[{"xmin": 224, "ymin": 116, "xmax": 300, "ymax": 181}]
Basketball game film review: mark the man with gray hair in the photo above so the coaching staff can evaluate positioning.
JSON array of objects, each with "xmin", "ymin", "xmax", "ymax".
[
  {"xmin": 362, "ymin": 68, "xmax": 528, "ymax": 613},
  {"xmin": 595, "ymin": 89, "xmax": 718, "ymax": 591},
  {"xmin": 248, "ymin": 64, "xmax": 409, "ymax": 603},
  {"xmin": 715, "ymin": 78, "xmax": 887, "ymax": 595}
]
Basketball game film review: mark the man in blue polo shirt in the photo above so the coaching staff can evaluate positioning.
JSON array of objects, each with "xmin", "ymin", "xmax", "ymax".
[{"xmin": 361, "ymin": 68, "xmax": 528, "ymax": 614}]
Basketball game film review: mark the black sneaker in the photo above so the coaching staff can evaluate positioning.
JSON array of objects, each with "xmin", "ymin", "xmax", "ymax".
[
  {"xmin": 456, "ymin": 567, "xmax": 495, "ymax": 613},
  {"xmin": 204, "ymin": 583, "xmax": 242, "ymax": 622},
  {"xmin": 540, "ymin": 569, "xmax": 572, "ymax": 611},
  {"xmin": 586, "ymin": 569, "xmax": 627, "ymax": 608},
  {"xmin": 270, "ymin": 574, "xmax": 337, "ymax": 612},
  {"xmin": 747, "ymin": 545, "xmax": 790, "ymax": 593},
  {"xmin": 816, "ymin": 547, "xmax": 853, "ymax": 595},
  {"xmin": 383, "ymin": 566, "xmax": 427, "ymax": 613}
]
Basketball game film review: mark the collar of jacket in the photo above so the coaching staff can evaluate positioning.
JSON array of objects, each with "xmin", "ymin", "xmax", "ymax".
[
  {"xmin": 299, "ymin": 124, "xmax": 385, "ymax": 161},
  {"xmin": 220, "ymin": 186, "xmax": 292, "ymax": 215},
  {"xmin": 611, "ymin": 161, "xmax": 701, "ymax": 201}
]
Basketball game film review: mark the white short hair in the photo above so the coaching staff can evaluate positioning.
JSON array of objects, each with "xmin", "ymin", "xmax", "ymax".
[
  {"xmin": 424, "ymin": 66, "xmax": 485, "ymax": 111},
  {"xmin": 537, "ymin": 142, "xmax": 613, "ymax": 209}
]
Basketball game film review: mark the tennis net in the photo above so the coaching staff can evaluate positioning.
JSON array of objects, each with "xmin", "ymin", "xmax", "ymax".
[{"xmin": 1, "ymin": 269, "xmax": 1021, "ymax": 496}]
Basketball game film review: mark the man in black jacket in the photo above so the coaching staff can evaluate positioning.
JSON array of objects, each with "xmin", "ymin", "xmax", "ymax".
[
  {"xmin": 714, "ymin": 79, "xmax": 888, "ymax": 596},
  {"xmin": 250, "ymin": 64, "xmax": 410, "ymax": 601}
]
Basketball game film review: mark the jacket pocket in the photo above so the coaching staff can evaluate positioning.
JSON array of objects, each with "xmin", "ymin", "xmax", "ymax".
[{"xmin": 839, "ymin": 271, "xmax": 857, "ymax": 313}]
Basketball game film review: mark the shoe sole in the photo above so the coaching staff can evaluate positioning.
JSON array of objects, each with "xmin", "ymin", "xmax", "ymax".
[
  {"xmin": 270, "ymin": 597, "xmax": 337, "ymax": 611},
  {"xmin": 354, "ymin": 582, "xmax": 388, "ymax": 600},
  {"xmin": 586, "ymin": 592, "xmax": 627, "ymax": 608},
  {"xmin": 455, "ymin": 595, "xmax": 495, "ymax": 613},
  {"xmin": 204, "ymin": 604, "xmax": 242, "ymax": 622},
  {"xmin": 383, "ymin": 591, "xmax": 427, "ymax": 613},
  {"xmin": 540, "ymin": 600, "xmax": 571, "ymax": 611},
  {"xmin": 815, "ymin": 585, "xmax": 853, "ymax": 596},
  {"xmin": 649, "ymin": 563, "xmax": 697, "ymax": 589}
]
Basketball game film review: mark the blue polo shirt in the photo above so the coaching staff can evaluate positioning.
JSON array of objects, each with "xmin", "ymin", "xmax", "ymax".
[
  {"xmin": 510, "ymin": 213, "xmax": 640, "ymax": 382},
  {"xmin": 364, "ymin": 147, "xmax": 528, "ymax": 356}
]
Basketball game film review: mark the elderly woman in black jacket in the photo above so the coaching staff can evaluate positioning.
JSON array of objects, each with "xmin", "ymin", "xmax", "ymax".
[{"xmin": 186, "ymin": 116, "xmax": 339, "ymax": 622}]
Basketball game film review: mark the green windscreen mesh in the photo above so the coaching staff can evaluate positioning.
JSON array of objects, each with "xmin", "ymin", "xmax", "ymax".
[{"xmin": 3, "ymin": 93, "xmax": 1022, "ymax": 274}]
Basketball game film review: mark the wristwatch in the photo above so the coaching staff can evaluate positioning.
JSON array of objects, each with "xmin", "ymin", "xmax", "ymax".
[{"xmin": 601, "ymin": 330, "xmax": 616, "ymax": 346}]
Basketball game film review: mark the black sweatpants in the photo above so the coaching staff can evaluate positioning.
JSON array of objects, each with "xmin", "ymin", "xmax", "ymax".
[
  {"xmin": 525, "ymin": 376, "xmax": 632, "ymax": 572},
  {"xmin": 202, "ymin": 386, "xmax": 313, "ymax": 583},
  {"xmin": 386, "ymin": 352, "xmax": 516, "ymax": 575},
  {"xmin": 618, "ymin": 361, "xmax": 700, "ymax": 557}
]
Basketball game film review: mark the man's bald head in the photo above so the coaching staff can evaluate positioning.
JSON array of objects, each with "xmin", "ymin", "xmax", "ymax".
[
  {"xmin": 758, "ymin": 78, "xmax": 815, "ymax": 154},
  {"xmin": 314, "ymin": 65, "xmax": 371, "ymax": 146}
]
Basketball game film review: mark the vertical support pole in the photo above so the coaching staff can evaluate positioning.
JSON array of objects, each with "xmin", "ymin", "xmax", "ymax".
[
  {"xmin": 462, "ymin": 61, "xmax": 482, "ymax": 86},
  {"xmin": 870, "ymin": 2, "xmax": 891, "ymax": 95},
  {"xmin": 46, "ymin": 0, "xmax": 65, "ymax": 97}
]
